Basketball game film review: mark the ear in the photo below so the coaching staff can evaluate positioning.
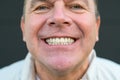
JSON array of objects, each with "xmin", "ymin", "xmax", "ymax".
[
  {"xmin": 21, "ymin": 16, "xmax": 26, "ymax": 42},
  {"xmin": 96, "ymin": 16, "xmax": 101, "ymax": 42}
]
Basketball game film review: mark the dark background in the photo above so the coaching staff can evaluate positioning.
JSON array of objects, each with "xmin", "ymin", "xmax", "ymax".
[{"xmin": 0, "ymin": 0, "xmax": 120, "ymax": 68}]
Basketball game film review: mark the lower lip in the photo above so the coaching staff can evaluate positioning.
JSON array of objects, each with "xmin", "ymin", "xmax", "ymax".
[{"xmin": 39, "ymin": 39, "xmax": 80, "ymax": 50}]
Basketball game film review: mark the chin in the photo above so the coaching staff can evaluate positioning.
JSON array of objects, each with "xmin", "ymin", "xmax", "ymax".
[{"xmin": 47, "ymin": 56, "xmax": 77, "ymax": 73}]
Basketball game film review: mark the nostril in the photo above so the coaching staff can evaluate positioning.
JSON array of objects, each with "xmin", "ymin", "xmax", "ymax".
[
  {"xmin": 64, "ymin": 22, "xmax": 69, "ymax": 24},
  {"xmin": 50, "ymin": 22, "xmax": 55, "ymax": 24},
  {"xmin": 49, "ymin": 22, "xmax": 55, "ymax": 26}
]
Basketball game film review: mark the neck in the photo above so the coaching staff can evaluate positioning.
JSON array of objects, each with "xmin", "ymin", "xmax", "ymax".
[{"xmin": 35, "ymin": 59, "xmax": 89, "ymax": 80}]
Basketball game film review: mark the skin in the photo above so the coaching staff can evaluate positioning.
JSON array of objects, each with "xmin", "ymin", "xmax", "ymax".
[{"xmin": 21, "ymin": 0, "xmax": 100, "ymax": 80}]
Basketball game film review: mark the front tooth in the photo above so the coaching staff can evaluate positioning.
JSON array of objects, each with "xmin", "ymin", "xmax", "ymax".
[
  {"xmin": 64, "ymin": 38, "xmax": 68, "ymax": 43},
  {"xmin": 56, "ymin": 38, "xmax": 59, "ymax": 43},
  {"xmin": 60, "ymin": 38, "xmax": 64, "ymax": 43},
  {"xmin": 52, "ymin": 38, "xmax": 56, "ymax": 43}
]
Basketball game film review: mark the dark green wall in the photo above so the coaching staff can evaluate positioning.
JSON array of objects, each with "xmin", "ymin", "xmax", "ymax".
[{"xmin": 0, "ymin": 0, "xmax": 120, "ymax": 68}]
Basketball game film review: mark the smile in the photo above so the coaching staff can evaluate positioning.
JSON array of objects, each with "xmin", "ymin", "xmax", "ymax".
[{"xmin": 45, "ymin": 37, "xmax": 75, "ymax": 46}]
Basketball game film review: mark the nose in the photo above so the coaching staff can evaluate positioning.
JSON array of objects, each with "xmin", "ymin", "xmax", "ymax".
[{"xmin": 47, "ymin": 5, "xmax": 72, "ymax": 27}]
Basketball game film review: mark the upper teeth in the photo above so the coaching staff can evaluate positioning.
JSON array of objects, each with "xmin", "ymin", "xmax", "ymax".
[{"xmin": 46, "ymin": 38, "xmax": 75, "ymax": 45}]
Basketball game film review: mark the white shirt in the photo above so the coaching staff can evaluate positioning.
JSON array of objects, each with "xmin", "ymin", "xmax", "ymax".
[{"xmin": 0, "ymin": 49, "xmax": 120, "ymax": 80}]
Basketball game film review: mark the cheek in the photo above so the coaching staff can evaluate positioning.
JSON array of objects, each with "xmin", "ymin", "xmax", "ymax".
[
  {"xmin": 73, "ymin": 14, "xmax": 97, "ymax": 37},
  {"xmin": 72, "ymin": 14, "xmax": 97, "ymax": 50},
  {"xmin": 25, "ymin": 15, "xmax": 47, "ymax": 39},
  {"xmin": 24, "ymin": 15, "xmax": 47, "ymax": 53}
]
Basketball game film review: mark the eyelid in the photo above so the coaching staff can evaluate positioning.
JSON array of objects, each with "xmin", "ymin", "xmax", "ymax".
[
  {"xmin": 66, "ymin": 2, "xmax": 88, "ymax": 14},
  {"xmin": 69, "ymin": 4, "xmax": 84, "ymax": 9},
  {"xmin": 35, "ymin": 4, "xmax": 50, "ymax": 10}
]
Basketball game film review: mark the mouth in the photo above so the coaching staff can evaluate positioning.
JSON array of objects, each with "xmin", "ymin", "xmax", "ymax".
[{"xmin": 44, "ymin": 37, "xmax": 77, "ymax": 46}]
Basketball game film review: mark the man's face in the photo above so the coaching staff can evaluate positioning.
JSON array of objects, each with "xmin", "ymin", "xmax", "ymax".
[{"xmin": 21, "ymin": 0, "xmax": 100, "ymax": 72}]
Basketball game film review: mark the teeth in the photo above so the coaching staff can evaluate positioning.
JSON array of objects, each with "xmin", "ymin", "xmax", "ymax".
[{"xmin": 46, "ymin": 38, "xmax": 75, "ymax": 45}]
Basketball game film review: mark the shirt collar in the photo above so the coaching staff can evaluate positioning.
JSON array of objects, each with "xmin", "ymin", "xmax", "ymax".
[
  {"xmin": 21, "ymin": 49, "xmax": 97, "ymax": 80},
  {"xmin": 82, "ymin": 49, "xmax": 97, "ymax": 80},
  {"xmin": 21, "ymin": 53, "xmax": 36, "ymax": 80}
]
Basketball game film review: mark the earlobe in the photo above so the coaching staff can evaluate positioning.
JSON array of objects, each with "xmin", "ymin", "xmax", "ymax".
[
  {"xmin": 96, "ymin": 36, "xmax": 99, "ymax": 42},
  {"xmin": 21, "ymin": 16, "xmax": 26, "ymax": 42}
]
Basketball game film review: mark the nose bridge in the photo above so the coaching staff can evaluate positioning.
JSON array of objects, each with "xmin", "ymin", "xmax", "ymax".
[
  {"xmin": 47, "ymin": 1, "xmax": 71, "ymax": 26},
  {"xmin": 53, "ymin": 1, "xmax": 65, "ymax": 22}
]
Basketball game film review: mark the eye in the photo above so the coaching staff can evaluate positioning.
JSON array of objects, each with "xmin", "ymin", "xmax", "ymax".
[
  {"xmin": 69, "ymin": 4, "xmax": 83, "ymax": 10},
  {"xmin": 67, "ymin": 3, "xmax": 86, "ymax": 13},
  {"xmin": 36, "ymin": 5, "xmax": 49, "ymax": 10},
  {"xmin": 34, "ymin": 4, "xmax": 51, "ymax": 13}
]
